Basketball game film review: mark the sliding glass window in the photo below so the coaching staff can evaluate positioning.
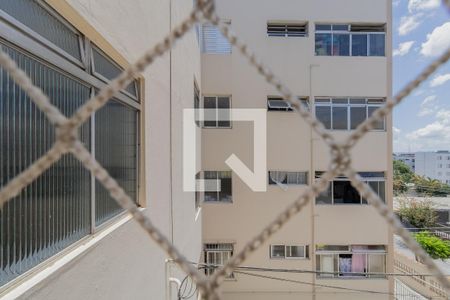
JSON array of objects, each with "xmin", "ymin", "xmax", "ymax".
[{"xmin": 0, "ymin": 0, "xmax": 141, "ymax": 287}]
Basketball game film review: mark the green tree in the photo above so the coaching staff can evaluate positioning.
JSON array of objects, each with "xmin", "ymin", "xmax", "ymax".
[
  {"xmin": 393, "ymin": 160, "xmax": 414, "ymax": 195},
  {"xmin": 393, "ymin": 160, "xmax": 414, "ymax": 183},
  {"xmin": 414, "ymin": 231, "xmax": 450, "ymax": 260},
  {"xmin": 414, "ymin": 175, "xmax": 450, "ymax": 197},
  {"xmin": 397, "ymin": 198, "xmax": 437, "ymax": 228}
]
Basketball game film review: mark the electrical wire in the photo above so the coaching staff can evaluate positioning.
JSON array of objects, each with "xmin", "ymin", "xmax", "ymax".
[
  {"xmin": 193, "ymin": 262, "xmax": 450, "ymax": 278},
  {"xmin": 232, "ymin": 270, "xmax": 447, "ymax": 298},
  {"xmin": 179, "ymin": 263, "xmax": 448, "ymax": 298}
]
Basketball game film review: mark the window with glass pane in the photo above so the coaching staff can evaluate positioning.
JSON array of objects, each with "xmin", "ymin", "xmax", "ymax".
[
  {"xmin": 92, "ymin": 46, "xmax": 139, "ymax": 99},
  {"xmin": 0, "ymin": 0, "xmax": 82, "ymax": 62},
  {"xmin": 350, "ymin": 106, "xmax": 366, "ymax": 129},
  {"xmin": 317, "ymin": 254, "xmax": 336, "ymax": 277},
  {"xmin": 203, "ymin": 171, "xmax": 232, "ymax": 202},
  {"xmin": 218, "ymin": 97, "xmax": 231, "ymax": 127},
  {"xmin": 315, "ymin": 23, "xmax": 385, "ymax": 57},
  {"xmin": 286, "ymin": 246, "xmax": 307, "ymax": 258},
  {"xmin": 202, "ymin": 96, "xmax": 231, "ymax": 128},
  {"xmin": 369, "ymin": 34, "xmax": 385, "ymax": 56},
  {"xmin": 270, "ymin": 245, "xmax": 285, "ymax": 258},
  {"xmin": 332, "ymin": 107, "xmax": 348, "ymax": 130},
  {"xmin": 316, "ymin": 184, "xmax": 332, "ymax": 204},
  {"xmin": 204, "ymin": 244, "xmax": 233, "ymax": 276},
  {"xmin": 332, "ymin": 34, "xmax": 350, "ymax": 56},
  {"xmin": 315, "ymin": 106, "xmax": 331, "ymax": 129},
  {"xmin": 315, "ymin": 33, "xmax": 332, "ymax": 56},
  {"xmin": 317, "ymin": 172, "xmax": 385, "ymax": 205},
  {"xmin": 0, "ymin": 43, "xmax": 91, "ymax": 286},
  {"xmin": 368, "ymin": 254, "xmax": 386, "ymax": 278},
  {"xmin": 0, "ymin": 3, "xmax": 142, "ymax": 287},
  {"xmin": 269, "ymin": 171, "xmax": 308, "ymax": 185},
  {"xmin": 95, "ymin": 100, "xmax": 138, "ymax": 225},
  {"xmin": 333, "ymin": 181, "xmax": 361, "ymax": 204},
  {"xmin": 315, "ymin": 98, "xmax": 385, "ymax": 131},
  {"xmin": 201, "ymin": 22, "xmax": 232, "ymax": 54},
  {"xmin": 368, "ymin": 106, "xmax": 385, "ymax": 130},
  {"xmin": 351, "ymin": 34, "xmax": 368, "ymax": 56},
  {"xmin": 203, "ymin": 97, "xmax": 217, "ymax": 127}
]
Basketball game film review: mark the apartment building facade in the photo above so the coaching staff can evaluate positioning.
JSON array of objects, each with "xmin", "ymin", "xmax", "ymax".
[
  {"xmin": 0, "ymin": 0, "xmax": 202, "ymax": 299},
  {"xmin": 200, "ymin": 0, "xmax": 393, "ymax": 299},
  {"xmin": 416, "ymin": 151, "xmax": 450, "ymax": 184},
  {"xmin": 394, "ymin": 152, "xmax": 415, "ymax": 171}
]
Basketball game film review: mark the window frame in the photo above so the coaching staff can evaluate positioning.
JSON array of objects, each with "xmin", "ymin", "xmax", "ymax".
[
  {"xmin": 204, "ymin": 243, "xmax": 234, "ymax": 278},
  {"xmin": 202, "ymin": 171, "xmax": 233, "ymax": 203},
  {"xmin": 315, "ymin": 172, "xmax": 386, "ymax": 205},
  {"xmin": 201, "ymin": 20, "xmax": 232, "ymax": 54},
  {"xmin": 202, "ymin": 95, "xmax": 232, "ymax": 129},
  {"xmin": 314, "ymin": 97, "xmax": 386, "ymax": 131},
  {"xmin": 315, "ymin": 245, "xmax": 387, "ymax": 279},
  {"xmin": 267, "ymin": 96, "xmax": 310, "ymax": 112},
  {"xmin": 0, "ymin": 1, "xmax": 144, "ymax": 288},
  {"xmin": 314, "ymin": 23, "xmax": 386, "ymax": 57},
  {"xmin": 268, "ymin": 171, "xmax": 309, "ymax": 186},
  {"xmin": 0, "ymin": 0, "xmax": 86, "ymax": 67},
  {"xmin": 270, "ymin": 245, "xmax": 309, "ymax": 260},
  {"xmin": 90, "ymin": 44, "xmax": 140, "ymax": 102},
  {"xmin": 267, "ymin": 22, "xmax": 308, "ymax": 37}
]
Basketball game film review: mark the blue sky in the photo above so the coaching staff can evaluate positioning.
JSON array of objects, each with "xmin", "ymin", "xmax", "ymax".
[{"xmin": 392, "ymin": 0, "xmax": 450, "ymax": 152}]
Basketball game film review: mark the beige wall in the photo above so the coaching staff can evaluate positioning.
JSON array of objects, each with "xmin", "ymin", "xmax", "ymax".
[
  {"xmin": 19, "ymin": 1, "xmax": 202, "ymax": 300},
  {"xmin": 202, "ymin": 0, "xmax": 392, "ymax": 298}
]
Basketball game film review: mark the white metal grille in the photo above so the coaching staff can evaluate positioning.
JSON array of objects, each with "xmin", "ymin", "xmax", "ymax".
[{"xmin": 0, "ymin": 0, "xmax": 450, "ymax": 299}]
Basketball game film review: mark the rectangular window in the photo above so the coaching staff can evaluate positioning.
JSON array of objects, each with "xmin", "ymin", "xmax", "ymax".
[
  {"xmin": 195, "ymin": 172, "xmax": 201, "ymax": 209},
  {"xmin": 270, "ymin": 245, "xmax": 309, "ymax": 259},
  {"xmin": 316, "ymin": 245, "xmax": 386, "ymax": 278},
  {"xmin": 1, "ymin": 0, "xmax": 83, "ymax": 62},
  {"xmin": 267, "ymin": 97, "xmax": 293, "ymax": 111},
  {"xmin": 0, "ymin": 2, "xmax": 141, "ymax": 287},
  {"xmin": 204, "ymin": 243, "xmax": 234, "ymax": 277},
  {"xmin": 203, "ymin": 96, "xmax": 231, "ymax": 128},
  {"xmin": 315, "ymin": 98, "xmax": 385, "ymax": 131},
  {"xmin": 201, "ymin": 22, "xmax": 232, "ymax": 54},
  {"xmin": 315, "ymin": 24, "xmax": 385, "ymax": 57},
  {"xmin": 91, "ymin": 45, "xmax": 139, "ymax": 100},
  {"xmin": 315, "ymin": 172, "xmax": 385, "ymax": 205},
  {"xmin": 267, "ymin": 22, "xmax": 308, "ymax": 37},
  {"xmin": 267, "ymin": 96, "xmax": 309, "ymax": 112},
  {"xmin": 204, "ymin": 171, "xmax": 232, "ymax": 203},
  {"xmin": 268, "ymin": 171, "xmax": 308, "ymax": 185}
]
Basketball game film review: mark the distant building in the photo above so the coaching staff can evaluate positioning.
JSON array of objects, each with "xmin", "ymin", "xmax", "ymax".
[
  {"xmin": 394, "ymin": 152, "xmax": 415, "ymax": 171},
  {"xmin": 415, "ymin": 151, "xmax": 450, "ymax": 184}
]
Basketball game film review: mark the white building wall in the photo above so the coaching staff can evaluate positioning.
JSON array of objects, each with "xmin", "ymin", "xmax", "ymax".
[
  {"xmin": 415, "ymin": 152, "xmax": 450, "ymax": 184},
  {"xmin": 201, "ymin": 0, "xmax": 392, "ymax": 299}
]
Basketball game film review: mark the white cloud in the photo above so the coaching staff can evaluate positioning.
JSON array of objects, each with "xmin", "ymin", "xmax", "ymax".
[
  {"xmin": 421, "ymin": 22, "xmax": 450, "ymax": 57},
  {"xmin": 422, "ymin": 95, "xmax": 437, "ymax": 105},
  {"xmin": 393, "ymin": 0, "xmax": 402, "ymax": 7},
  {"xmin": 408, "ymin": 0, "xmax": 440, "ymax": 12},
  {"xmin": 393, "ymin": 41, "xmax": 415, "ymax": 56},
  {"xmin": 398, "ymin": 14, "xmax": 422, "ymax": 35},
  {"xmin": 393, "ymin": 127, "xmax": 401, "ymax": 135},
  {"xmin": 406, "ymin": 109, "xmax": 450, "ymax": 151},
  {"xmin": 418, "ymin": 95, "xmax": 437, "ymax": 116},
  {"xmin": 430, "ymin": 73, "xmax": 450, "ymax": 87}
]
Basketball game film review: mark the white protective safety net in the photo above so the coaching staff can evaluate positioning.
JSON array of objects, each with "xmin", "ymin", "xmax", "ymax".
[{"xmin": 0, "ymin": 0, "xmax": 449, "ymax": 299}]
